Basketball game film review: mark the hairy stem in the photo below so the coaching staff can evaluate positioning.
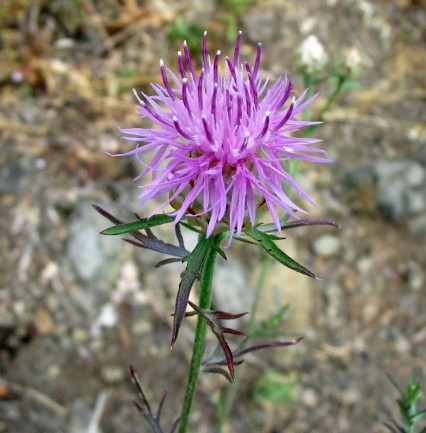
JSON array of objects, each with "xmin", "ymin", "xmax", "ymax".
[{"xmin": 178, "ymin": 234, "xmax": 221, "ymax": 433}]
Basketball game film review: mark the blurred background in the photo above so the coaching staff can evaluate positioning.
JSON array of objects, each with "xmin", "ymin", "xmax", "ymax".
[{"xmin": 0, "ymin": 1, "xmax": 425, "ymax": 432}]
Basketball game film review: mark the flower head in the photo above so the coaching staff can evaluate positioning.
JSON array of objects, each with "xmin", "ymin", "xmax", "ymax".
[
  {"xmin": 119, "ymin": 31, "xmax": 329, "ymax": 239},
  {"xmin": 295, "ymin": 35, "xmax": 328, "ymax": 74}
]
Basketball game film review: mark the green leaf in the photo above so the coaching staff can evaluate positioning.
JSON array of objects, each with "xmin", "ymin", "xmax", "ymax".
[
  {"xmin": 254, "ymin": 305, "xmax": 290, "ymax": 337},
  {"xmin": 101, "ymin": 214, "xmax": 175, "ymax": 235},
  {"xmin": 171, "ymin": 236, "xmax": 213, "ymax": 346},
  {"xmin": 253, "ymin": 371, "xmax": 298, "ymax": 404},
  {"xmin": 246, "ymin": 228, "xmax": 316, "ymax": 278},
  {"xmin": 413, "ymin": 410, "xmax": 426, "ymax": 422}
]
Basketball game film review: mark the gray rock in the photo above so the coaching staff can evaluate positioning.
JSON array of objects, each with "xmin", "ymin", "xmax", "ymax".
[
  {"xmin": 375, "ymin": 160, "xmax": 426, "ymax": 222},
  {"xmin": 67, "ymin": 201, "xmax": 125, "ymax": 293},
  {"xmin": 345, "ymin": 160, "xmax": 376, "ymax": 188},
  {"xmin": 0, "ymin": 157, "xmax": 47, "ymax": 194},
  {"xmin": 344, "ymin": 160, "xmax": 377, "ymax": 213},
  {"xmin": 346, "ymin": 158, "xmax": 426, "ymax": 228},
  {"xmin": 213, "ymin": 253, "xmax": 254, "ymax": 317}
]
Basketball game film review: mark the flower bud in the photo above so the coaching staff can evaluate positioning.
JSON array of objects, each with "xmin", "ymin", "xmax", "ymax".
[{"xmin": 295, "ymin": 35, "xmax": 328, "ymax": 74}]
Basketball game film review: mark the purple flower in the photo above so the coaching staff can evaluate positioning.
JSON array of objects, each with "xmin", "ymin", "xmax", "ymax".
[{"xmin": 118, "ymin": 32, "xmax": 330, "ymax": 239}]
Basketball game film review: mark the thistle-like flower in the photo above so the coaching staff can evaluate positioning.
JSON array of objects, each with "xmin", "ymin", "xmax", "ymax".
[{"xmin": 119, "ymin": 31, "xmax": 329, "ymax": 239}]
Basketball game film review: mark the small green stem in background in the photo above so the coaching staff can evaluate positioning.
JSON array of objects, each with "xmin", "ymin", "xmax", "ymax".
[
  {"xmin": 317, "ymin": 74, "xmax": 346, "ymax": 121},
  {"xmin": 178, "ymin": 235, "xmax": 221, "ymax": 433},
  {"xmin": 385, "ymin": 373, "xmax": 426, "ymax": 433},
  {"xmin": 304, "ymin": 74, "xmax": 347, "ymax": 137},
  {"xmin": 217, "ymin": 252, "xmax": 270, "ymax": 433},
  {"xmin": 302, "ymin": 72, "xmax": 314, "ymax": 122}
]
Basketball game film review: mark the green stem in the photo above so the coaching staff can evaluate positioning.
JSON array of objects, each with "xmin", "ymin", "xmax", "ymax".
[
  {"xmin": 217, "ymin": 252, "xmax": 270, "ymax": 433},
  {"xmin": 178, "ymin": 235, "xmax": 221, "ymax": 433},
  {"xmin": 302, "ymin": 72, "xmax": 314, "ymax": 122},
  {"xmin": 317, "ymin": 75, "xmax": 346, "ymax": 121},
  {"xmin": 304, "ymin": 74, "xmax": 347, "ymax": 137}
]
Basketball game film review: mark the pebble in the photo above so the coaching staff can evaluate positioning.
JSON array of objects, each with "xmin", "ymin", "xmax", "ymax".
[
  {"xmin": 101, "ymin": 366, "xmax": 125, "ymax": 384},
  {"xmin": 312, "ymin": 234, "xmax": 341, "ymax": 257},
  {"xmin": 35, "ymin": 309, "xmax": 55, "ymax": 335},
  {"xmin": 356, "ymin": 256, "xmax": 373, "ymax": 275},
  {"xmin": 405, "ymin": 265, "xmax": 424, "ymax": 291},
  {"xmin": 91, "ymin": 304, "xmax": 118, "ymax": 339},
  {"xmin": 342, "ymin": 388, "xmax": 360, "ymax": 405},
  {"xmin": 394, "ymin": 337, "xmax": 410, "ymax": 353},
  {"xmin": 132, "ymin": 319, "xmax": 152, "ymax": 336},
  {"xmin": 301, "ymin": 388, "xmax": 318, "ymax": 407},
  {"xmin": 73, "ymin": 328, "xmax": 89, "ymax": 343}
]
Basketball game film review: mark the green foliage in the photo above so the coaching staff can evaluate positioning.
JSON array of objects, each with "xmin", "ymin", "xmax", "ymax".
[
  {"xmin": 0, "ymin": 0, "xmax": 28, "ymax": 27},
  {"xmin": 49, "ymin": 0, "xmax": 85, "ymax": 36},
  {"xmin": 101, "ymin": 214, "xmax": 175, "ymax": 235},
  {"xmin": 385, "ymin": 374, "xmax": 426, "ymax": 433},
  {"xmin": 253, "ymin": 305, "xmax": 290, "ymax": 338},
  {"xmin": 217, "ymin": 0, "xmax": 258, "ymax": 42},
  {"xmin": 246, "ymin": 228, "xmax": 316, "ymax": 278},
  {"xmin": 218, "ymin": 0, "xmax": 258, "ymax": 15},
  {"xmin": 168, "ymin": 17, "xmax": 205, "ymax": 54},
  {"xmin": 172, "ymin": 234, "xmax": 224, "ymax": 346},
  {"xmin": 253, "ymin": 371, "xmax": 297, "ymax": 404}
]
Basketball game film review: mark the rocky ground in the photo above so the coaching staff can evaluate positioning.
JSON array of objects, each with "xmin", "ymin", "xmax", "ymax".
[{"xmin": 1, "ymin": 1, "xmax": 425, "ymax": 432}]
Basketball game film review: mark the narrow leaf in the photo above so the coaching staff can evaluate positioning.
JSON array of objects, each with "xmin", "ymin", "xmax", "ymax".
[
  {"xmin": 170, "ymin": 417, "xmax": 181, "ymax": 433},
  {"xmin": 233, "ymin": 337, "xmax": 303, "ymax": 359},
  {"xmin": 156, "ymin": 390, "xmax": 167, "ymax": 421},
  {"xmin": 94, "ymin": 205, "xmax": 188, "ymax": 257},
  {"xmin": 258, "ymin": 218, "xmax": 339, "ymax": 233},
  {"xmin": 212, "ymin": 244, "xmax": 227, "ymax": 260},
  {"xmin": 92, "ymin": 203, "xmax": 122, "ymax": 224},
  {"xmin": 387, "ymin": 374, "xmax": 406, "ymax": 399},
  {"xmin": 133, "ymin": 400, "xmax": 148, "ymax": 417},
  {"xmin": 222, "ymin": 327, "xmax": 246, "ymax": 336},
  {"xmin": 413, "ymin": 410, "xmax": 426, "ymax": 421},
  {"xmin": 171, "ymin": 237, "xmax": 212, "ymax": 346},
  {"xmin": 154, "ymin": 258, "xmax": 183, "ymax": 268},
  {"xmin": 383, "ymin": 422, "xmax": 405, "ymax": 433},
  {"xmin": 175, "ymin": 224, "xmax": 185, "ymax": 249},
  {"xmin": 246, "ymin": 228, "xmax": 316, "ymax": 278},
  {"xmin": 203, "ymin": 366, "xmax": 234, "ymax": 383},
  {"xmin": 189, "ymin": 302, "xmax": 248, "ymax": 381},
  {"xmin": 101, "ymin": 214, "xmax": 175, "ymax": 235},
  {"xmin": 213, "ymin": 311, "xmax": 248, "ymax": 320},
  {"xmin": 129, "ymin": 365, "xmax": 152, "ymax": 415}
]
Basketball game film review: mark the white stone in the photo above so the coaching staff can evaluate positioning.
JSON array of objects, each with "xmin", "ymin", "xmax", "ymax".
[{"xmin": 312, "ymin": 234, "xmax": 341, "ymax": 257}]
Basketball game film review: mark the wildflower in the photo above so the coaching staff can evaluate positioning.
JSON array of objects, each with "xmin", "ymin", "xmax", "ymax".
[
  {"xmin": 295, "ymin": 35, "xmax": 328, "ymax": 74},
  {"xmin": 339, "ymin": 46, "xmax": 367, "ymax": 78},
  {"xmin": 118, "ymin": 32, "xmax": 329, "ymax": 239}
]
